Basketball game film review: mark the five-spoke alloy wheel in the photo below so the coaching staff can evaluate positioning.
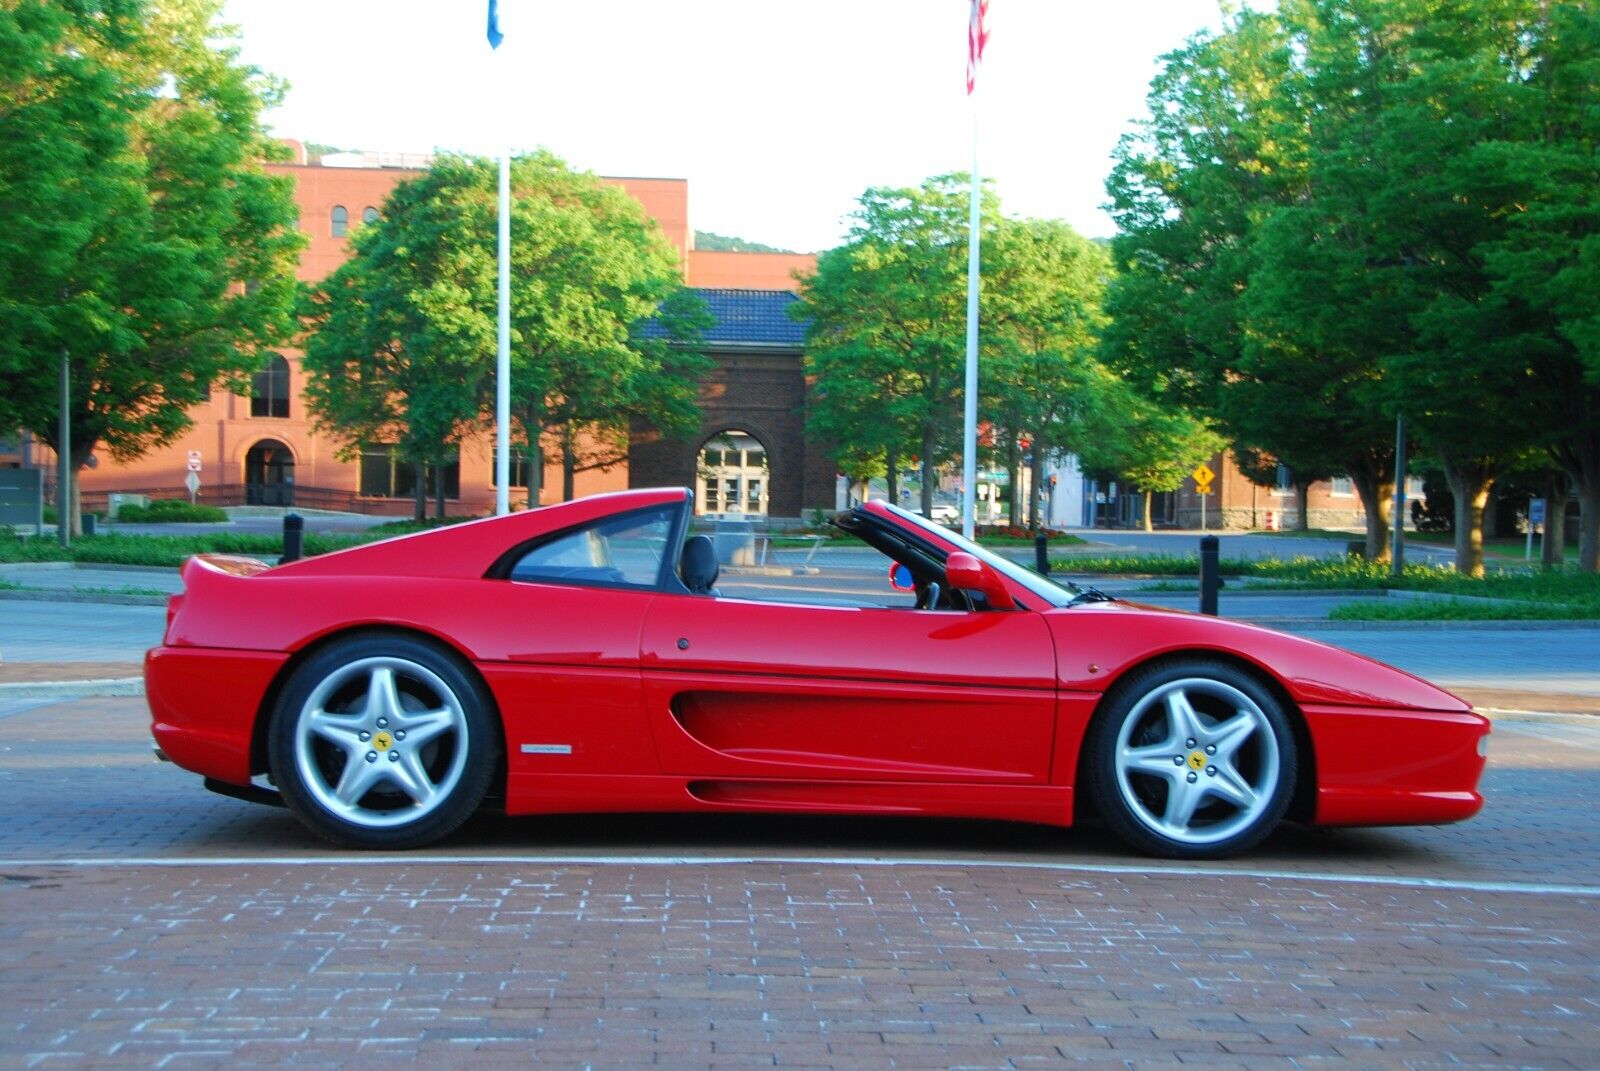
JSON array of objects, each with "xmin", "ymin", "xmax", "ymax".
[
  {"xmin": 1086, "ymin": 659, "xmax": 1298, "ymax": 858},
  {"xmin": 268, "ymin": 634, "xmax": 499, "ymax": 849}
]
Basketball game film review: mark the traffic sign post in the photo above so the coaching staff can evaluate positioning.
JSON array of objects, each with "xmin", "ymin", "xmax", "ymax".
[
  {"xmin": 185, "ymin": 469, "xmax": 200, "ymax": 505},
  {"xmin": 1192, "ymin": 463, "xmax": 1215, "ymax": 530},
  {"xmin": 1527, "ymin": 498, "xmax": 1546, "ymax": 561}
]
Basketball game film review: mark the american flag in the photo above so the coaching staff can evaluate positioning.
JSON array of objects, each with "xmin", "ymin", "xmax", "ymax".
[{"xmin": 966, "ymin": 0, "xmax": 990, "ymax": 95}]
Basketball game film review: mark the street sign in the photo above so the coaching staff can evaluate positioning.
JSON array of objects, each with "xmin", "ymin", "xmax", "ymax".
[
  {"xmin": 184, "ymin": 470, "xmax": 200, "ymax": 499},
  {"xmin": 186, "ymin": 450, "xmax": 202, "ymax": 472},
  {"xmin": 1530, "ymin": 499, "xmax": 1546, "ymax": 527},
  {"xmin": 1192, "ymin": 462, "xmax": 1215, "ymax": 486}
]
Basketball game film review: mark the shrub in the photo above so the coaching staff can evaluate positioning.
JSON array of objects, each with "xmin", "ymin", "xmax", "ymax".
[{"xmin": 115, "ymin": 499, "xmax": 229, "ymax": 523}]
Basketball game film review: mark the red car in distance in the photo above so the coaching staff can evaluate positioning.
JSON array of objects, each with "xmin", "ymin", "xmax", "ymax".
[{"xmin": 146, "ymin": 487, "xmax": 1488, "ymax": 857}]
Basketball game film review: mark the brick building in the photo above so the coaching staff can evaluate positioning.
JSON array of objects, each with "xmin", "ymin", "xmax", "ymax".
[{"xmin": 54, "ymin": 143, "xmax": 829, "ymax": 518}]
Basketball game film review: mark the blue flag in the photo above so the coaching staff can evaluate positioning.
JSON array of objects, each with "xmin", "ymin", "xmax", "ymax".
[{"xmin": 487, "ymin": 0, "xmax": 503, "ymax": 49}]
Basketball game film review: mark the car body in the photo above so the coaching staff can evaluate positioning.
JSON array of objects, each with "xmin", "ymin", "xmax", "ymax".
[{"xmin": 147, "ymin": 487, "xmax": 1489, "ymax": 856}]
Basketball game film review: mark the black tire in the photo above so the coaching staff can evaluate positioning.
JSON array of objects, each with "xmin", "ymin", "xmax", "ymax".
[
  {"xmin": 267, "ymin": 633, "xmax": 499, "ymax": 849},
  {"xmin": 1084, "ymin": 658, "xmax": 1297, "ymax": 859}
]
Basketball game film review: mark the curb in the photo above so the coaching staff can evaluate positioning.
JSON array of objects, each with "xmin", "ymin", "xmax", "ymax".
[
  {"xmin": 720, "ymin": 565, "xmax": 822, "ymax": 577},
  {"xmin": 1277, "ymin": 618, "xmax": 1600, "ymax": 632},
  {"xmin": 0, "ymin": 590, "xmax": 166, "ymax": 607},
  {"xmin": 0, "ymin": 677, "xmax": 144, "ymax": 698}
]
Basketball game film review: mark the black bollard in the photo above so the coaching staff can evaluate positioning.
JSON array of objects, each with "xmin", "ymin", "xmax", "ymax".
[
  {"xmin": 1199, "ymin": 534, "xmax": 1220, "ymax": 616},
  {"xmin": 1034, "ymin": 533, "xmax": 1050, "ymax": 575},
  {"xmin": 282, "ymin": 513, "xmax": 304, "ymax": 563}
]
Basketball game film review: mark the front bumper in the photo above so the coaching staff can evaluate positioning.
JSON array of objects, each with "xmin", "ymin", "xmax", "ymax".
[{"xmin": 1306, "ymin": 703, "xmax": 1490, "ymax": 826}]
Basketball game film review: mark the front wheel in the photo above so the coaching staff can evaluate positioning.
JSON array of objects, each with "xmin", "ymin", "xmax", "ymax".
[
  {"xmin": 267, "ymin": 634, "xmax": 499, "ymax": 849},
  {"xmin": 1085, "ymin": 659, "xmax": 1298, "ymax": 859}
]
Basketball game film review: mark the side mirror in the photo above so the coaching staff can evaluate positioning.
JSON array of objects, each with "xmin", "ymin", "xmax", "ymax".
[
  {"xmin": 888, "ymin": 562, "xmax": 915, "ymax": 591},
  {"xmin": 944, "ymin": 552, "xmax": 1016, "ymax": 610}
]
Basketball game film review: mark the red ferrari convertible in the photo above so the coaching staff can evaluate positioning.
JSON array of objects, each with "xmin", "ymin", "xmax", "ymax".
[{"xmin": 146, "ymin": 487, "xmax": 1488, "ymax": 858}]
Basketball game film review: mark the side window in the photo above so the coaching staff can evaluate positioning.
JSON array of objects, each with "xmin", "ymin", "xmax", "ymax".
[{"xmin": 508, "ymin": 506, "xmax": 675, "ymax": 589}]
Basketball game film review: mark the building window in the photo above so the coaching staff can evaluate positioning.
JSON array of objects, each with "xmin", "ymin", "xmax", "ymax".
[
  {"xmin": 491, "ymin": 447, "xmax": 535, "ymax": 489},
  {"xmin": 359, "ymin": 445, "xmax": 460, "ymax": 499},
  {"xmin": 1273, "ymin": 464, "xmax": 1292, "ymax": 496},
  {"xmin": 331, "ymin": 205, "xmax": 348, "ymax": 237},
  {"xmin": 1330, "ymin": 475, "xmax": 1354, "ymax": 498},
  {"xmin": 362, "ymin": 206, "xmax": 379, "ymax": 225},
  {"xmin": 251, "ymin": 354, "xmax": 289, "ymax": 418}
]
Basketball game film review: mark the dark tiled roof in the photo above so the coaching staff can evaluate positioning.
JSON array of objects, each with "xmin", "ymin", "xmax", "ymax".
[{"xmin": 692, "ymin": 288, "xmax": 809, "ymax": 347}]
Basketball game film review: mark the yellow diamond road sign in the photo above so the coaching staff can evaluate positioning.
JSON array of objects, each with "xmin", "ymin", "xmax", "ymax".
[{"xmin": 1192, "ymin": 463, "xmax": 1215, "ymax": 487}]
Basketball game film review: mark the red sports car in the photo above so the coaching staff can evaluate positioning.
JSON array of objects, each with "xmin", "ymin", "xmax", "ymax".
[{"xmin": 146, "ymin": 487, "xmax": 1488, "ymax": 858}]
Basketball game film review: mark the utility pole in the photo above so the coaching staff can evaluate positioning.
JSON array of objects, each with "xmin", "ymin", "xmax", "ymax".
[{"xmin": 1390, "ymin": 413, "xmax": 1407, "ymax": 575}]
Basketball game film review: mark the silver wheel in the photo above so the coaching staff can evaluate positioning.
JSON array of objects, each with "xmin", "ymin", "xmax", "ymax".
[
  {"xmin": 1113, "ymin": 677, "xmax": 1282, "ymax": 847},
  {"xmin": 292, "ymin": 656, "xmax": 470, "ymax": 829}
]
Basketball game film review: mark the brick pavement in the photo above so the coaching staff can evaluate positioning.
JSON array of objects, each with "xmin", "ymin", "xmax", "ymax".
[{"xmin": 2, "ymin": 861, "xmax": 1596, "ymax": 1069}]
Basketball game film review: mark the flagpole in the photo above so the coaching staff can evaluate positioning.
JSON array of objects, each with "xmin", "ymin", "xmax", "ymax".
[
  {"xmin": 961, "ymin": 106, "xmax": 979, "ymax": 541},
  {"xmin": 489, "ymin": 0, "xmax": 510, "ymax": 515},
  {"xmin": 495, "ymin": 150, "xmax": 511, "ymax": 515},
  {"xmin": 961, "ymin": 0, "xmax": 987, "ymax": 541}
]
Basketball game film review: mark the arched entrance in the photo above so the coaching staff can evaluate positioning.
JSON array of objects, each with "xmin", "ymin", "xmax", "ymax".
[
  {"xmin": 244, "ymin": 439, "xmax": 295, "ymax": 506},
  {"xmin": 695, "ymin": 429, "xmax": 769, "ymax": 516}
]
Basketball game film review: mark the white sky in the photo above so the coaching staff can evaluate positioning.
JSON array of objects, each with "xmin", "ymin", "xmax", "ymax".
[{"xmin": 221, "ymin": 1, "xmax": 1236, "ymax": 253}]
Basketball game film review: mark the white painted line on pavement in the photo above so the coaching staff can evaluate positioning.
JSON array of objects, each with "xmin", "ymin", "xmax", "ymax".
[{"xmin": 1, "ymin": 853, "xmax": 1597, "ymax": 897}]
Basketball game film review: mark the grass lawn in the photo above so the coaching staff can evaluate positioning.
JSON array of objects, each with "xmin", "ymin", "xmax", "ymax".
[{"xmin": 1050, "ymin": 551, "xmax": 1600, "ymax": 619}]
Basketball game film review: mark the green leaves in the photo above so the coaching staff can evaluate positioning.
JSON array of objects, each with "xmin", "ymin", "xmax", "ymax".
[
  {"xmin": 300, "ymin": 150, "xmax": 709, "ymax": 504},
  {"xmin": 0, "ymin": 0, "xmax": 303, "ymax": 474}
]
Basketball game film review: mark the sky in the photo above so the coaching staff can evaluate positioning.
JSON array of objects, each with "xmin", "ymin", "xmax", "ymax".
[{"xmin": 220, "ymin": 1, "xmax": 1238, "ymax": 253}]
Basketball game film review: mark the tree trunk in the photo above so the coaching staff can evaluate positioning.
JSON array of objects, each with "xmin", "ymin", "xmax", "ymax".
[
  {"xmin": 412, "ymin": 460, "xmax": 425, "ymax": 523},
  {"xmin": 1443, "ymin": 456, "xmax": 1496, "ymax": 578},
  {"xmin": 919, "ymin": 427, "xmax": 936, "ymax": 518},
  {"xmin": 1348, "ymin": 461, "xmax": 1393, "ymax": 563},
  {"xmin": 885, "ymin": 446, "xmax": 899, "ymax": 507},
  {"xmin": 1006, "ymin": 437, "xmax": 1020, "ymax": 527},
  {"xmin": 1576, "ymin": 478, "xmax": 1600, "ymax": 574},
  {"xmin": 523, "ymin": 412, "xmax": 544, "ymax": 509},
  {"xmin": 562, "ymin": 435, "xmax": 577, "ymax": 502},
  {"xmin": 1295, "ymin": 481, "xmax": 1311, "ymax": 532},
  {"xmin": 1542, "ymin": 478, "xmax": 1569, "ymax": 570},
  {"xmin": 433, "ymin": 459, "xmax": 445, "ymax": 519},
  {"xmin": 1550, "ymin": 429, "xmax": 1599, "ymax": 572},
  {"xmin": 1142, "ymin": 490, "xmax": 1154, "ymax": 532}
]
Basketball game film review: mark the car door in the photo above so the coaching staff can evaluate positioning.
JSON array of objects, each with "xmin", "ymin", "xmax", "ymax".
[{"xmin": 638, "ymin": 592, "xmax": 1057, "ymax": 783}]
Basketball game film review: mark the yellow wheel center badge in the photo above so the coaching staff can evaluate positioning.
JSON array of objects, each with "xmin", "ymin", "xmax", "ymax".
[
  {"xmin": 373, "ymin": 731, "xmax": 393, "ymax": 751},
  {"xmin": 1187, "ymin": 751, "xmax": 1206, "ymax": 770}
]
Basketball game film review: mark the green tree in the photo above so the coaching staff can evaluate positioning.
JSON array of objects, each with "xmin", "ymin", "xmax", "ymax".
[
  {"xmin": 0, "ymin": 0, "xmax": 303, "ymax": 533},
  {"xmin": 300, "ymin": 164, "xmax": 487, "ymax": 520},
  {"xmin": 1080, "ymin": 383, "xmax": 1226, "ymax": 532},
  {"xmin": 983, "ymin": 219, "xmax": 1115, "ymax": 529},
  {"xmin": 302, "ymin": 151, "xmax": 710, "ymax": 510},
  {"xmin": 795, "ymin": 175, "xmax": 996, "ymax": 517},
  {"xmin": 1101, "ymin": 6, "xmax": 1411, "ymax": 554}
]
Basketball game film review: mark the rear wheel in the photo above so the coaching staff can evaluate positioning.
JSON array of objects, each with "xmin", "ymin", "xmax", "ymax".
[
  {"xmin": 1086, "ymin": 659, "xmax": 1297, "ymax": 859},
  {"xmin": 267, "ymin": 634, "xmax": 498, "ymax": 849}
]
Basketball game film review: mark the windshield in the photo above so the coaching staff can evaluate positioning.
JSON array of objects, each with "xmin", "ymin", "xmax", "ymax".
[{"xmin": 877, "ymin": 503, "xmax": 1078, "ymax": 609}]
